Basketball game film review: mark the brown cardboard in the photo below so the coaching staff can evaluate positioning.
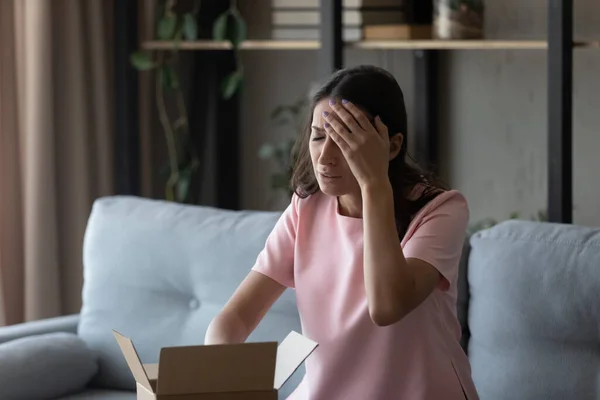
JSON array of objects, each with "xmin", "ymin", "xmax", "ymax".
[
  {"xmin": 113, "ymin": 330, "xmax": 317, "ymax": 400},
  {"xmin": 156, "ymin": 342, "xmax": 277, "ymax": 395},
  {"xmin": 113, "ymin": 331, "xmax": 153, "ymax": 392}
]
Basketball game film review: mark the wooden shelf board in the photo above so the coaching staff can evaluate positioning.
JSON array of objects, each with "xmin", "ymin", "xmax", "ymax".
[
  {"xmin": 141, "ymin": 40, "xmax": 600, "ymax": 51},
  {"xmin": 575, "ymin": 40, "xmax": 600, "ymax": 48},
  {"xmin": 349, "ymin": 40, "xmax": 549, "ymax": 50},
  {"xmin": 142, "ymin": 40, "xmax": 320, "ymax": 50}
]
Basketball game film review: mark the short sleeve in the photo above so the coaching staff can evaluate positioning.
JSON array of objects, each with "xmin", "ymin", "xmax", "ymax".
[
  {"xmin": 402, "ymin": 191, "xmax": 469, "ymax": 291},
  {"xmin": 251, "ymin": 194, "xmax": 300, "ymax": 288}
]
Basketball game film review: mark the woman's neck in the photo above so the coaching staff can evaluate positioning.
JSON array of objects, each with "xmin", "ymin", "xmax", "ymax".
[{"xmin": 337, "ymin": 193, "xmax": 363, "ymax": 218}]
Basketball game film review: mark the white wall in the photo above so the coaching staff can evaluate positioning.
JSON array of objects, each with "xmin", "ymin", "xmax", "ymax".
[{"xmin": 238, "ymin": 1, "xmax": 600, "ymax": 227}]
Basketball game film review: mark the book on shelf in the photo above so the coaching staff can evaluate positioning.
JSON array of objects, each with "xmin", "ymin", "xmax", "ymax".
[
  {"xmin": 271, "ymin": 24, "xmax": 432, "ymax": 42},
  {"xmin": 271, "ymin": 0, "xmax": 408, "ymax": 41},
  {"xmin": 271, "ymin": 25, "xmax": 432, "ymax": 42},
  {"xmin": 271, "ymin": 27, "xmax": 363, "ymax": 41},
  {"xmin": 272, "ymin": 9, "xmax": 406, "ymax": 26},
  {"xmin": 271, "ymin": 0, "xmax": 406, "ymax": 8}
]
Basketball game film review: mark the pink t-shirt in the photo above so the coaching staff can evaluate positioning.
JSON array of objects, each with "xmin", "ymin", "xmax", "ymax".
[{"xmin": 252, "ymin": 189, "xmax": 480, "ymax": 400}]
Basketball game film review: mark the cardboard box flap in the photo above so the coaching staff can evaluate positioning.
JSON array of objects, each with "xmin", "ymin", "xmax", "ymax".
[
  {"xmin": 143, "ymin": 363, "xmax": 158, "ymax": 381},
  {"xmin": 156, "ymin": 341, "xmax": 277, "ymax": 395},
  {"xmin": 274, "ymin": 331, "xmax": 318, "ymax": 390},
  {"xmin": 112, "ymin": 330, "xmax": 153, "ymax": 393}
]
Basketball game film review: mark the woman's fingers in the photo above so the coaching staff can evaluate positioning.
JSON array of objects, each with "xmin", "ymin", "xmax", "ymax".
[
  {"xmin": 374, "ymin": 115, "xmax": 389, "ymax": 140},
  {"xmin": 337, "ymin": 100, "xmax": 373, "ymax": 133},
  {"xmin": 322, "ymin": 111, "xmax": 356, "ymax": 146},
  {"xmin": 329, "ymin": 99, "xmax": 364, "ymax": 134},
  {"xmin": 324, "ymin": 121, "xmax": 352, "ymax": 153}
]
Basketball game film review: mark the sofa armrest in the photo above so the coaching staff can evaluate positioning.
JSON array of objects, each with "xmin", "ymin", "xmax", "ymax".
[
  {"xmin": 0, "ymin": 331, "xmax": 98, "ymax": 400},
  {"xmin": 0, "ymin": 314, "xmax": 80, "ymax": 345}
]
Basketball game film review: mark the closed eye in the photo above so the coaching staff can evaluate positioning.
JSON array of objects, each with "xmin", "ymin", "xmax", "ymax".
[{"xmin": 311, "ymin": 126, "xmax": 326, "ymax": 141}]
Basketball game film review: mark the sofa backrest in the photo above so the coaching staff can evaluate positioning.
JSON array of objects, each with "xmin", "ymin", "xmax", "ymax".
[
  {"xmin": 466, "ymin": 220, "xmax": 600, "ymax": 400},
  {"xmin": 78, "ymin": 196, "xmax": 302, "ymax": 398}
]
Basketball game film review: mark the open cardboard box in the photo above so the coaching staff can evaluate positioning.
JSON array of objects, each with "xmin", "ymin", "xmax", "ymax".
[{"xmin": 113, "ymin": 330, "xmax": 318, "ymax": 400}]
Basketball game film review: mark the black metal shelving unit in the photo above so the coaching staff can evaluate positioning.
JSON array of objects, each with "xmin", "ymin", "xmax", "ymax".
[
  {"xmin": 319, "ymin": 0, "xmax": 576, "ymax": 223},
  {"xmin": 547, "ymin": 0, "xmax": 573, "ymax": 223},
  {"xmin": 115, "ymin": 0, "xmax": 580, "ymax": 222},
  {"xmin": 114, "ymin": 0, "xmax": 140, "ymax": 197}
]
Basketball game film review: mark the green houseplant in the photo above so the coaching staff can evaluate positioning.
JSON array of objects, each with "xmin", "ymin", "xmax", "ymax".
[
  {"xmin": 467, "ymin": 209, "xmax": 548, "ymax": 236},
  {"xmin": 259, "ymin": 94, "xmax": 310, "ymax": 198},
  {"xmin": 130, "ymin": 0, "xmax": 246, "ymax": 203}
]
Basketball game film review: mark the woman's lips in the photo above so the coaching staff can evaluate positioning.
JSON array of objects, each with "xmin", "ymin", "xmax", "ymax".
[{"xmin": 319, "ymin": 172, "xmax": 341, "ymax": 180}]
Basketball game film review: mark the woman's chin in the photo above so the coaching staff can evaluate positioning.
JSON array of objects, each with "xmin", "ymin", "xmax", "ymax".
[{"xmin": 318, "ymin": 180, "xmax": 349, "ymax": 197}]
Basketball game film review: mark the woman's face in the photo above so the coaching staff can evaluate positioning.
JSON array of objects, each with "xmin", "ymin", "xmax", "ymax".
[{"xmin": 309, "ymin": 98, "xmax": 360, "ymax": 197}]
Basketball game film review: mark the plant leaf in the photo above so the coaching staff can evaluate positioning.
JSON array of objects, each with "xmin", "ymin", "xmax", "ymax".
[
  {"xmin": 277, "ymin": 139, "xmax": 295, "ymax": 154},
  {"xmin": 508, "ymin": 211, "xmax": 520, "ymax": 219},
  {"xmin": 212, "ymin": 11, "xmax": 229, "ymax": 41},
  {"xmin": 177, "ymin": 169, "xmax": 192, "ymax": 203},
  {"xmin": 130, "ymin": 51, "xmax": 156, "ymax": 71},
  {"xmin": 270, "ymin": 105, "xmax": 287, "ymax": 120},
  {"xmin": 258, "ymin": 144, "xmax": 276, "ymax": 159},
  {"xmin": 183, "ymin": 13, "xmax": 198, "ymax": 41},
  {"xmin": 157, "ymin": 13, "xmax": 178, "ymax": 40},
  {"xmin": 169, "ymin": 67, "xmax": 180, "ymax": 90},
  {"xmin": 221, "ymin": 70, "xmax": 243, "ymax": 99},
  {"xmin": 537, "ymin": 210, "xmax": 548, "ymax": 221},
  {"xmin": 172, "ymin": 28, "xmax": 183, "ymax": 50},
  {"xmin": 228, "ymin": 9, "xmax": 247, "ymax": 47},
  {"xmin": 160, "ymin": 65, "xmax": 180, "ymax": 90}
]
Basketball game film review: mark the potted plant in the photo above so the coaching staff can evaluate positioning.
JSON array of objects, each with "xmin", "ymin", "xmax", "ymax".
[
  {"xmin": 467, "ymin": 209, "xmax": 548, "ymax": 236},
  {"xmin": 433, "ymin": 0, "xmax": 485, "ymax": 39},
  {"xmin": 129, "ymin": 0, "xmax": 246, "ymax": 204},
  {"xmin": 259, "ymin": 94, "xmax": 310, "ymax": 199}
]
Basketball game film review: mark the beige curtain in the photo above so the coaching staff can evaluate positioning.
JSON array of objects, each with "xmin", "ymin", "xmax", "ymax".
[{"xmin": 0, "ymin": 0, "xmax": 115, "ymax": 326}]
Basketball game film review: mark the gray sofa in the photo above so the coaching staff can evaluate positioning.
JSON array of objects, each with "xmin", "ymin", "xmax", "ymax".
[{"xmin": 0, "ymin": 195, "xmax": 598, "ymax": 399}]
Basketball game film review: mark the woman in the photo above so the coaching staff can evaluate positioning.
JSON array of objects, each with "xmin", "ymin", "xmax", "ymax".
[{"xmin": 205, "ymin": 65, "xmax": 479, "ymax": 400}]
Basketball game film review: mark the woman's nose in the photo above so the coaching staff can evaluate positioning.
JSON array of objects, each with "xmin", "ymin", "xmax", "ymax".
[{"xmin": 318, "ymin": 136, "xmax": 338, "ymax": 165}]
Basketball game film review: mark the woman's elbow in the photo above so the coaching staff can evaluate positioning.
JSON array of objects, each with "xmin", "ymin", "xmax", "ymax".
[
  {"xmin": 204, "ymin": 310, "xmax": 249, "ymax": 345},
  {"xmin": 368, "ymin": 304, "xmax": 407, "ymax": 327}
]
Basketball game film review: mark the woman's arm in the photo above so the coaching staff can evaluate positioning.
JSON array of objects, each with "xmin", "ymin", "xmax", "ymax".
[
  {"xmin": 204, "ymin": 271, "xmax": 286, "ymax": 344},
  {"xmin": 321, "ymin": 99, "xmax": 459, "ymax": 327},
  {"xmin": 362, "ymin": 182, "xmax": 441, "ymax": 327}
]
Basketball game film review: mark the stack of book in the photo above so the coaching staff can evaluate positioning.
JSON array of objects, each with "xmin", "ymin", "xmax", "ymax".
[{"xmin": 271, "ymin": 0, "xmax": 432, "ymax": 41}]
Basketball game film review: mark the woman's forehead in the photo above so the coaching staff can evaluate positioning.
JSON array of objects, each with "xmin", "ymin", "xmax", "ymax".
[{"xmin": 312, "ymin": 98, "xmax": 375, "ymax": 120}]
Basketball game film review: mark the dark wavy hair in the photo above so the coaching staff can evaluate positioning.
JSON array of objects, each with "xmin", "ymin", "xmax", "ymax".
[{"xmin": 290, "ymin": 65, "xmax": 448, "ymax": 237}]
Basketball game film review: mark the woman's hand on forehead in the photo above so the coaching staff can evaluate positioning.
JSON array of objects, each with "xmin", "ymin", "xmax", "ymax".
[
  {"xmin": 330, "ymin": 100, "xmax": 374, "ymax": 130},
  {"xmin": 321, "ymin": 98, "xmax": 391, "ymax": 189}
]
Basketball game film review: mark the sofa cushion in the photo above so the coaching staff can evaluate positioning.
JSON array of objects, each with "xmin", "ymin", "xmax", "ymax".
[
  {"xmin": 467, "ymin": 220, "xmax": 600, "ymax": 400},
  {"xmin": 0, "ymin": 332, "xmax": 98, "ymax": 400},
  {"xmin": 78, "ymin": 196, "xmax": 302, "ymax": 397}
]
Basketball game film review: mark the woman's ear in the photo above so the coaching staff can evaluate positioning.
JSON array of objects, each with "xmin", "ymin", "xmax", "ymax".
[{"xmin": 388, "ymin": 133, "xmax": 403, "ymax": 161}]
